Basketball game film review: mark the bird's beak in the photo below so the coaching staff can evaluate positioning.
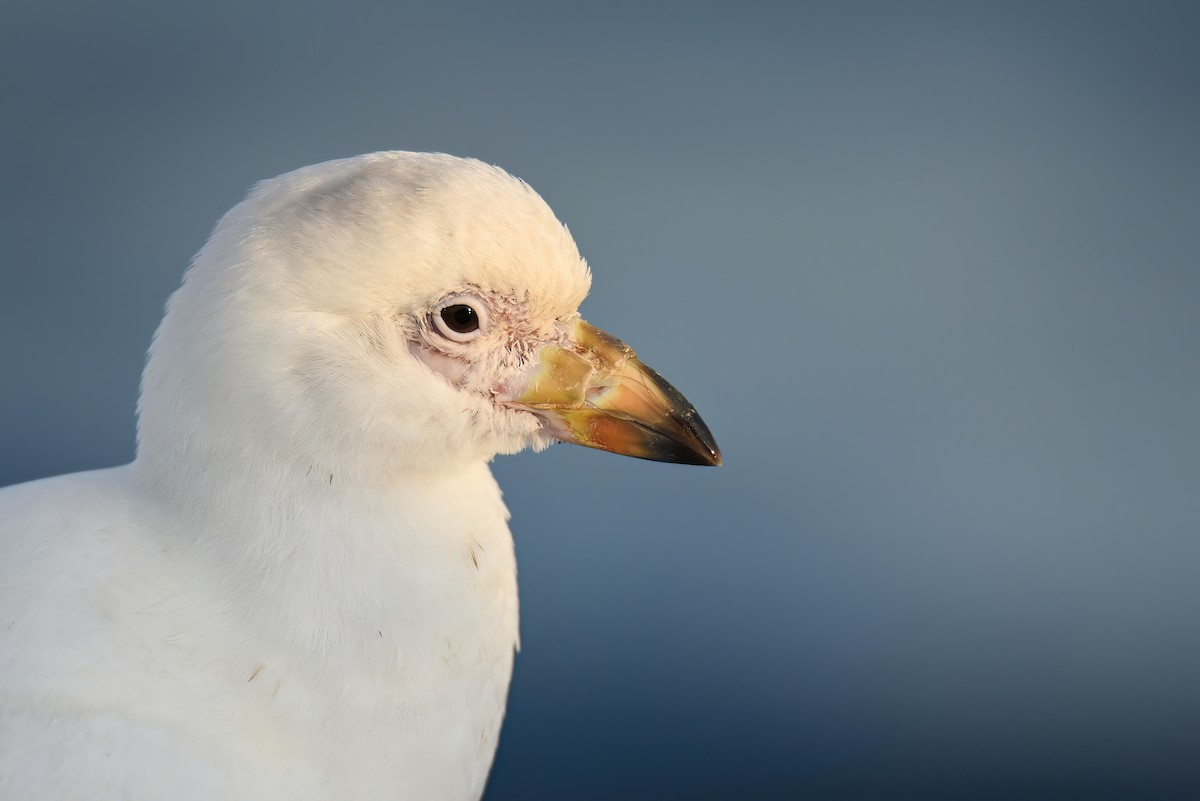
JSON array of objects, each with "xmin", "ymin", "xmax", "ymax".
[{"xmin": 507, "ymin": 320, "xmax": 722, "ymax": 466}]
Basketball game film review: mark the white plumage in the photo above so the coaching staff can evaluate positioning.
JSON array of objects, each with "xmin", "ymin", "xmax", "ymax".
[{"xmin": 0, "ymin": 152, "xmax": 718, "ymax": 800}]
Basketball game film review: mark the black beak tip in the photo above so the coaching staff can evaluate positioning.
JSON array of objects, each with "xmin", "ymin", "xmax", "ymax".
[
  {"xmin": 684, "ymin": 408, "xmax": 722, "ymax": 467},
  {"xmin": 690, "ymin": 438, "xmax": 723, "ymax": 467},
  {"xmin": 656, "ymin": 412, "xmax": 723, "ymax": 467}
]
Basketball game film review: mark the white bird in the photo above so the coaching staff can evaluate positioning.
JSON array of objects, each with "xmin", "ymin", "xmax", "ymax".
[{"xmin": 0, "ymin": 152, "xmax": 720, "ymax": 800}]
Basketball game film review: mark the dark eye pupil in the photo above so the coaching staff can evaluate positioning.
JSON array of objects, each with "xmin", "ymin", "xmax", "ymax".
[{"xmin": 440, "ymin": 304, "xmax": 479, "ymax": 334}]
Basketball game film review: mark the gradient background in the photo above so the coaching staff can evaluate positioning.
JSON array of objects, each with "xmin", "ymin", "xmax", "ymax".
[{"xmin": 3, "ymin": 2, "xmax": 1199, "ymax": 798}]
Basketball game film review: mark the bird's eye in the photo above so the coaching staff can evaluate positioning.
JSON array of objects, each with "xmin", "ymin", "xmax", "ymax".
[
  {"xmin": 433, "ymin": 297, "xmax": 488, "ymax": 343},
  {"xmin": 441, "ymin": 305, "xmax": 478, "ymax": 333}
]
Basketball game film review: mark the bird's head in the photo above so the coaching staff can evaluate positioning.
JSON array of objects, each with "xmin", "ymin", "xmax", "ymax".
[{"xmin": 137, "ymin": 152, "xmax": 719, "ymax": 486}]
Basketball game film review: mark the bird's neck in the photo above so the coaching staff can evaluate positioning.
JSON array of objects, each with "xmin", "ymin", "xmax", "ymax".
[{"xmin": 132, "ymin": 447, "xmax": 518, "ymax": 659}]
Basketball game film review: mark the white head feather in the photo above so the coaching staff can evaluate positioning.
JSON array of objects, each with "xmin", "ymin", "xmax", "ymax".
[{"xmin": 137, "ymin": 152, "xmax": 592, "ymax": 497}]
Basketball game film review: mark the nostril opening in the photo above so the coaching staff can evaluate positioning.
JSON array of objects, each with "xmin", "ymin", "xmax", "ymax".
[{"xmin": 584, "ymin": 383, "xmax": 614, "ymax": 404}]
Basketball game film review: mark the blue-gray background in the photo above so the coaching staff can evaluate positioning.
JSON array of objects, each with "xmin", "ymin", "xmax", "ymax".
[{"xmin": 2, "ymin": 1, "xmax": 1198, "ymax": 798}]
